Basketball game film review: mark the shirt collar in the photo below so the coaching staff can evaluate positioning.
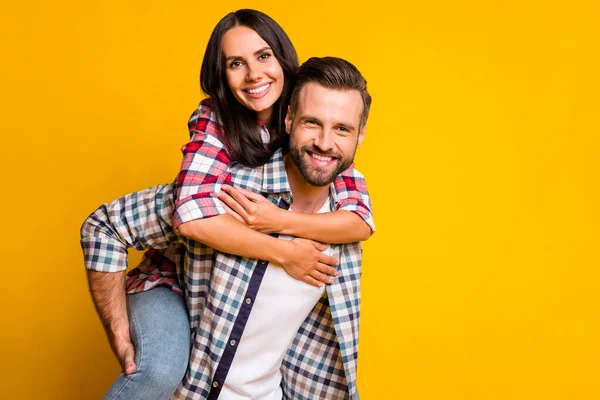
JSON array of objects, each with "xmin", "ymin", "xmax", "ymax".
[{"xmin": 261, "ymin": 148, "xmax": 291, "ymax": 195}]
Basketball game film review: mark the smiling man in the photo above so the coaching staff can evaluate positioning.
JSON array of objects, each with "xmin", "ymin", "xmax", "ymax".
[
  {"xmin": 82, "ymin": 56, "xmax": 372, "ymax": 399},
  {"xmin": 287, "ymin": 81, "xmax": 365, "ymax": 187}
]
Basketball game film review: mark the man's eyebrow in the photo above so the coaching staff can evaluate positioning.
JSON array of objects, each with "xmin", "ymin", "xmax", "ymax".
[
  {"xmin": 298, "ymin": 115, "xmax": 322, "ymax": 123},
  {"xmin": 331, "ymin": 119, "xmax": 358, "ymax": 132},
  {"xmin": 336, "ymin": 121, "xmax": 357, "ymax": 131},
  {"xmin": 224, "ymin": 46, "xmax": 272, "ymax": 61},
  {"xmin": 299, "ymin": 115, "xmax": 357, "ymax": 132}
]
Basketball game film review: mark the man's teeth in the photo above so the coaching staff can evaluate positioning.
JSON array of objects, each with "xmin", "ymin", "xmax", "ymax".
[
  {"xmin": 246, "ymin": 84, "xmax": 270, "ymax": 94},
  {"xmin": 310, "ymin": 153, "xmax": 334, "ymax": 162}
]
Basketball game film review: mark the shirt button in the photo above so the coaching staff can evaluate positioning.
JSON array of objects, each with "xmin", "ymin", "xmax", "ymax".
[
  {"xmin": 230, "ymin": 339, "xmax": 237, "ymax": 346},
  {"xmin": 245, "ymin": 298, "xmax": 252, "ymax": 304},
  {"xmin": 212, "ymin": 381, "xmax": 219, "ymax": 388}
]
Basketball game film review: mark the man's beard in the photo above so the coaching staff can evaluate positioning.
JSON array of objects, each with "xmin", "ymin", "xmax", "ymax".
[{"xmin": 289, "ymin": 143, "xmax": 356, "ymax": 187}]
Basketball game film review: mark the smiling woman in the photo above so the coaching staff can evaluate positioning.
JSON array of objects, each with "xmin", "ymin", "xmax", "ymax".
[
  {"xmin": 222, "ymin": 26, "xmax": 285, "ymax": 122},
  {"xmin": 197, "ymin": 9, "xmax": 298, "ymax": 167}
]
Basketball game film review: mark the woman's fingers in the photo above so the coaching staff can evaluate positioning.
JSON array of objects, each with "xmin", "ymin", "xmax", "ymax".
[
  {"xmin": 219, "ymin": 201, "xmax": 244, "ymax": 223},
  {"xmin": 218, "ymin": 190, "xmax": 248, "ymax": 219}
]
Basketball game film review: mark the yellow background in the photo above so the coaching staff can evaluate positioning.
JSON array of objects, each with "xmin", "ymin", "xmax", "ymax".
[{"xmin": 1, "ymin": 0, "xmax": 599, "ymax": 398}]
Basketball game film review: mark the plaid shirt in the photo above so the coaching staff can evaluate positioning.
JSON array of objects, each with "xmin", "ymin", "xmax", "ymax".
[
  {"xmin": 80, "ymin": 100, "xmax": 373, "ymax": 399},
  {"xmin": 81, "ymin": 153, "xmax": 365, "ymax": 399}
]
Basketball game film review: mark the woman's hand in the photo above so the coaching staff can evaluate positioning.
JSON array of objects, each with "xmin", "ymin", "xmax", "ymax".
[
  {"xmin": 279, "ymin": 238, "xmax": 338, "ymax": 287},
  {"xmin": 218, "ymin": 184, "xmax": 338, "ymax": 287},
  {"xmin": 218, "ymin": 185, "xmax": 284, "ymax": 234}
]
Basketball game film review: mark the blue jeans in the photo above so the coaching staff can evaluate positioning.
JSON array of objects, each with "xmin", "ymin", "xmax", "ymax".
[{"xmin": 104, "ymin": 287, "xmax": 190, "ymax": 400}]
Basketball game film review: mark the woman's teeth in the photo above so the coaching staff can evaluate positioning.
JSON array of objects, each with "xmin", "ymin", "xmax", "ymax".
[{"xmin": 246, "ymin": 83, "xmax": 270, "ymax": 94}]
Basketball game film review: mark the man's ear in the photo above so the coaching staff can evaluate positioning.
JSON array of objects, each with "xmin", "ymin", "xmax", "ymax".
[
  {"xmin": 284, "ymin": 105, "xmax": 292, "ymax": 134},
  {"xmin": 357, "ymin": 126, "xmax": 366, "ymax": 148}
]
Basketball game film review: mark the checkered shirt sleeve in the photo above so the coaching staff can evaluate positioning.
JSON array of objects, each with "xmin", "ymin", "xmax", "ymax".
[
  {"xmin": 173, "ymin": 99, "xmax": 232, "ymax": 229},
  {"xmin": 80, "ymin": 184, "xmax": 178, "ymax": 272},
  {"xmin": 334, "ymin": 165, "xmax": 375, "ymax": 233}
]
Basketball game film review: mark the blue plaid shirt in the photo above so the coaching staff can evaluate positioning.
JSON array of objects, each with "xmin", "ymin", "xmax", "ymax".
[{"xmin": 81, "ymin": 149, "xmax": 365, "ymax": 399}]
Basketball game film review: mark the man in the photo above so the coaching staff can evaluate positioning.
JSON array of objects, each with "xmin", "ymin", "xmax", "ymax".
[{"xmin": 81, "ymin": 56, "xmax": 372, "ymax": 399}]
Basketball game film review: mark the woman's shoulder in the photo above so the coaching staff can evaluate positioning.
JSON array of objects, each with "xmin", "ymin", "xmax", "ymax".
[
  {"xmin": 197, "ymin": 98, "xmax": 213, "ymax": 115},
  {"xmin": 189, "ymin": 98, "xmax": 214, "ymax": 121},
  {"xmin": 187, "ymin": 98, "xmax": 224, "ymax": 138}
]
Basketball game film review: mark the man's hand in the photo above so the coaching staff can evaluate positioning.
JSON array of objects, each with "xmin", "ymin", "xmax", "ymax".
[
  {"xmin": 218, "ymin": 185, "xmax": 283, "ymax": 234},
  {"xmin": 279, "ymin": 238, "xmax": 339, "ymax": 288},
  {"xmin": 107, "ymin": 324, "xmax": 137, "ymax": 375}
]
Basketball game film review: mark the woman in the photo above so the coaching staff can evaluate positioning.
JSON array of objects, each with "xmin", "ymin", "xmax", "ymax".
[{"xmin": 104, "ymin": 9, "xmax": 373, "ymax": 399}]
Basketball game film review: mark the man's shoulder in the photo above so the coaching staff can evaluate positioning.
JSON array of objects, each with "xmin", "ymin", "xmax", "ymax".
[{"xmin": 229, "ymin": 148, "xmax": 287, "ymax": 194}]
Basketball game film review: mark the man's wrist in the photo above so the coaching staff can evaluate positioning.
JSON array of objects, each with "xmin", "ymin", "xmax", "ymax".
[{"xmin": 104, "ymin": 316, "xmax": 130, "ymax": 337}]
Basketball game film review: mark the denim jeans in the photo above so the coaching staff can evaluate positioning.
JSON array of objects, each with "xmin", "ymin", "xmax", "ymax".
[{"xmin": 104, "ymin": 287, "xmax": 190, "ymax": 400}]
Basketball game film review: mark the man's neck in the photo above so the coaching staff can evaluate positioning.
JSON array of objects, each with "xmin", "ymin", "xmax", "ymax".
[{"xmin": 283, "ymin": 154, "xmax": 330, "ymax": 213}]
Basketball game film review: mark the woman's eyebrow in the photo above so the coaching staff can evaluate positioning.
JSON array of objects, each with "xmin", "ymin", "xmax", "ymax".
[
  {"xmin": 253, "ymin": 46, "xmax": 272, "ymax": 55},
  {"xmin": 225, "ymin": 47, "xmax": 272, "ymax": 61}
]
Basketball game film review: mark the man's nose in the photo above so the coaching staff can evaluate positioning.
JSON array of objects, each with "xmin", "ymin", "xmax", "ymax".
[{"xmin": 314, "ymin": 129, "xmax": 334, "ymax": 152}]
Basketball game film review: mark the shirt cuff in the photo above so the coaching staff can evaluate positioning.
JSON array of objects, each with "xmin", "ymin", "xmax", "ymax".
[
  {"xmin": 336, "ymin": 199, "xmax": 376, "ymax": 233},
  {"xmin": 80, "ymin": 237, "xmax": 128, "ymax": 272},
  {"xmin": 173, "ymin": 194, "xmax": 226, "ymax": 229}
]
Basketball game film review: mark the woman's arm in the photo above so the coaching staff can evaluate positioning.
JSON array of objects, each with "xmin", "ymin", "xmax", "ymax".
[
  {"xmin": 216, "ymin": 161, "xmax": 375, "ymax": 244},
  {"xmin": 276, "ymin": 210, "xmax": 371, "ymax": 243},
  {"xmin": 330, "ymin": 164, "xmax": 375, "ymax": 240},
  {"xmin": 218, "ymin": 185, "xmax": 372, "ymax": 243},
  {"xmin": 177, "ymin": 215, "xmax": 338, "ymax": 287}
]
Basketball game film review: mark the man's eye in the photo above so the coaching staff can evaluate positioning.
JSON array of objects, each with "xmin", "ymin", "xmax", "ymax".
[{"xmin": 306, "ymin": 120, "xmax": 316, "ymax": 125}]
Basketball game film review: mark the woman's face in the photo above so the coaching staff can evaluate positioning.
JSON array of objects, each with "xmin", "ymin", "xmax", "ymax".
[{"xmin": 221, "ymin": 25, "xmax": 285, "ymax": 123}]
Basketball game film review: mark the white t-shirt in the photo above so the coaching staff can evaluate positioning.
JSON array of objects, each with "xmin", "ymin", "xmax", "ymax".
[{"xmin": 220, "ymin": 199, "xmax": 332, "ymax": 400}]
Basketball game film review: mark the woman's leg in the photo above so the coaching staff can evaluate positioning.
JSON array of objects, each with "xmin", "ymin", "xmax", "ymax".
[{"xmin": 103, "ymin": 286, "xmax": 190, "ymax": 400}]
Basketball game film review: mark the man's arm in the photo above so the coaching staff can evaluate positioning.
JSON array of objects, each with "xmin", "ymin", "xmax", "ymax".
[
  {"xmin": 87, "ymin": 270, "xmax": 136, "ymax": 374},
  {"xmin": 80, "ymin": 183, "xmax": 177, "ymax": 373},
  {"xmin": 80, "ymin": 183, "xmax": 178, "ymax": 272}
]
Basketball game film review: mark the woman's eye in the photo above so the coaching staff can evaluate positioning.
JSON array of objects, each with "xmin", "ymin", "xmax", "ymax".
[
  {"xmin": 258, "ymin": 53, "xmax": 271, "ymax": 61},
  {"xmin": 230, "ymin": 61, "xmax": 243, "ymax": 68}
]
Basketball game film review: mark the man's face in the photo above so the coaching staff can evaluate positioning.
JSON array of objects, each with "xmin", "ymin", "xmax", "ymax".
[{"xmin": 286, "ymin": 82, "xmax": 366, "ymax": 187}]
